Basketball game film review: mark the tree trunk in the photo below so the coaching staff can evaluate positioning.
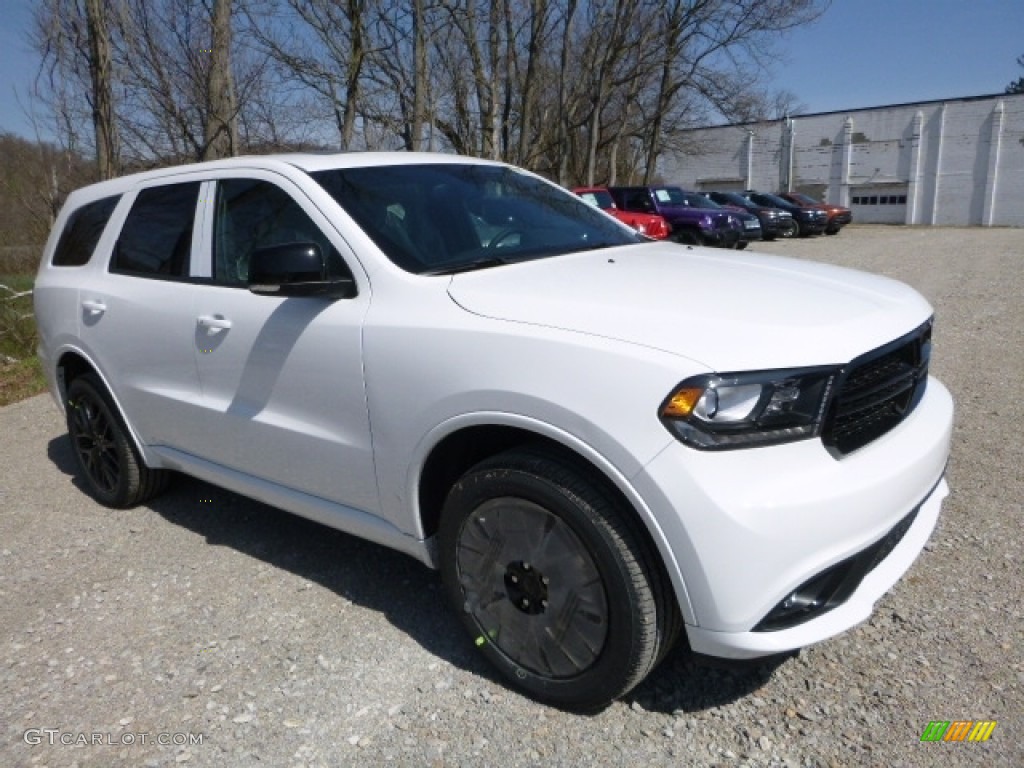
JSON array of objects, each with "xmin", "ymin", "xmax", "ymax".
[
  {"xmin": 84, "ymin": 0, "xmax": 118, "ymax": 179},
  {"xmin": 555, "ymin": 0, "xmax": 577, "ymax": 185},
  {"xmin": 202, "ymin": 0, "xmax": 239, "ymax": 160},
  {"xmin": 409, "ymin": 0, "xmax": 427, "ymax": 151},
  {"xmin": 516, "ymin": 0, "xmax": 547, "ymax": 164}
]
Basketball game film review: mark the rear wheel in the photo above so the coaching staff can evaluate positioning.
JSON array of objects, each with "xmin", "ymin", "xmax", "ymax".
[
  {"xmin": 439, "ymin": 448, "xmax": 678, "ymax": 711},
  {"xmin": 66, "ymin": 373, "xmax": 168, "ymax": 508}
]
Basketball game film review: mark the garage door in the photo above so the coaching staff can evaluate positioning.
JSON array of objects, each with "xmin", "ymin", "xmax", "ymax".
[{"xmin": 851, "ymin": 186, "xmax": 907, "ymax": 224}]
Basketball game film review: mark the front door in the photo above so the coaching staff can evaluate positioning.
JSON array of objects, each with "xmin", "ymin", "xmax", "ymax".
[{"xmin": 187, "ymin": 173, "xmax": 378, "ymax": 514}]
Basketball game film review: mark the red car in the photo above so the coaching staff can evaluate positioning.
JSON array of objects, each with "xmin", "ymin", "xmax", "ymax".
[
  {"xmin": 777, "ymin": 192, "xmax": 852, "ymax": 235},
  {"xmin": 572, "ymin": 186, "xmax": 671, "ymax": 239}
]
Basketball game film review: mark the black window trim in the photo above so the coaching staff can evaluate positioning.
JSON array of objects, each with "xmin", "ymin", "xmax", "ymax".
[{"xmin": 109, "ymin": 181, "xmax": 203, "ymax": 282}]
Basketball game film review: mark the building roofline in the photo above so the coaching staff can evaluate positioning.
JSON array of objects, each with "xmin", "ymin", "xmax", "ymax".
[{"xmin": 690, "ymin": 91, "xmax": 1024, "ymax": 131}]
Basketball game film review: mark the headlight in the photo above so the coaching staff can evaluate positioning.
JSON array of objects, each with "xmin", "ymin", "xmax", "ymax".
[{"xmin": 660, "ymin": 368, "xmax": 837, "ymax": 449}]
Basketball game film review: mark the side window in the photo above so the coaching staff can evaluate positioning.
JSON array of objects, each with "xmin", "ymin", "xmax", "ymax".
[
  {"xmin": 213, "ymin": 178, "xmax": 350, "ymax": 287},
  {"xmin": 52, "ymin": 195, "xmax": 121, "ymax": 267},
  {"xmin": 113, "ymin": 182, "xmax": 200, "ymax": 277}
]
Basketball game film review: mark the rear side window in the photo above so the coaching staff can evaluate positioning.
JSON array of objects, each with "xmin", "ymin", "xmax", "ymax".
[
  {"xmin": 52, "ymin": 195, "xmax": 121, "ymax": 267},
  {"xmin": 113, "ymin": 182, "xmax": 200, "ymax": 277}
]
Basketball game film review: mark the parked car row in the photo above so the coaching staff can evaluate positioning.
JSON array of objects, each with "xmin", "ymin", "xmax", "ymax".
[{"xmin": 573, "ymin": 185, "xmax": 852, "ymax": 246}]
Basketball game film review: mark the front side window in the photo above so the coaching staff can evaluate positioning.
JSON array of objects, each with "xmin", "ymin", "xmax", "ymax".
[
  {"xmin": 311, "ymin": 164, "xmax": 643, "ymax": 275},
  {"xmin": 213, "ymin": 178, "xmax": 348, "ymax": 287},
  {"xmin": 113, "ymin": 183, "xmax": 200, "ymax": 277},
  {"xmin": 53, "ymin": 195, "xmax": 121, "ymax": 267}
]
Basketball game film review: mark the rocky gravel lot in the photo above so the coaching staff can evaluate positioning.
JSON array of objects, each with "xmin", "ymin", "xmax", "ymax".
[{"xmin": 1, "ymin": 225, "xmax": 1021, "ymax": 767}]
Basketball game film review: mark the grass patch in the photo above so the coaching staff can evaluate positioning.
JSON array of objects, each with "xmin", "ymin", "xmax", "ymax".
[
  {"xmin": 0, "ymin": 272, "xmax": 46, "ymax": 406},
  {"xmin": 0, "ymin": 356, "xmax": 46, "ymax": 407}
]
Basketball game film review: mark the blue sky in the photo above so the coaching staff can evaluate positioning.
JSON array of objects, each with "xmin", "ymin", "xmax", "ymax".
[
  {"xmin": 0, "ymin": 0, "xmax": 1022, "ymax": 141},
  {"xmin": 772, "ymin": 0, "xmax": 1024, "ymax": 115}
]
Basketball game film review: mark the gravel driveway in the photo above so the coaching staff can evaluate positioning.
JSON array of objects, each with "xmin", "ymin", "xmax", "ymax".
[{"xmin": 2, "ymin": 225, "xmax": 1021, "ymax": 767}]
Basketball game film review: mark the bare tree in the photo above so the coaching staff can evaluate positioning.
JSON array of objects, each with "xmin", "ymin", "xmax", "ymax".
[
  {"xmin": 33, "ymin": 0, "xmax": 119, "ymax": 178},
  {"xmin": 246, "ymin": 0, "xmax": 374, "ymax": 149},
  {"xmin": 203, "ymin": 0, "xmax": 240, "ymax": 159},
  {"xmin": 84, "ymin": 0, "xmax": 119, "ymax": 177},
  {"xmin": 28, "ymin": 0, "xmax": 829, "ymax": 183}
]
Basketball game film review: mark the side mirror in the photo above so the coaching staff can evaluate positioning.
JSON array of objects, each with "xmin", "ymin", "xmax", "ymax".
[{"xmin": 248, "ymin": 242, "xmax": 356, "ymax": 299}]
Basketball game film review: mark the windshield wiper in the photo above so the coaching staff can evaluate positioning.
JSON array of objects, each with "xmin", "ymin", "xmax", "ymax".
[{"xmin": 422, "ymin": 257, "xmax": 509, "ymax": 276}]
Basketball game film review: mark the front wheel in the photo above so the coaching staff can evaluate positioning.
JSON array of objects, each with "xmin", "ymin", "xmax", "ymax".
[
  {"xmin": 672, "ymin": 229, "xmax": 700, "ymax": 246},
  {"xmin": 439, "ymin": 448, "xmax": 677, "ymax": 711},
  {"xmin": 777, "ymin": 219, "xmax": 799, "ymax": 239}
]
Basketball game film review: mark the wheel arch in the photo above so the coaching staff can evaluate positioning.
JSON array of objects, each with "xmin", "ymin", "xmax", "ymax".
[
  {"xmin": 54, "ymin": 348, "xmax": 155, "ymax": 467},
  {"xmin": 414, "ymin": 416, "xmax": 696, "ymax": 625}
]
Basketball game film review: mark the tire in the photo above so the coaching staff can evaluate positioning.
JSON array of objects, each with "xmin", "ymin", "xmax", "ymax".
[
  {"xmin": 672, "ymin": 229, "xmax": 699, "ymax": 246},
  {"xmin": 779, "ymin": 219, "xmax": 799, "ymax": 238},
  {"xmin": 65, "ymin": 373, "xmax": 169, "ymax": 508},
  {"xmin": 825, "ymin": 226, "xmax": 840, "ymax": 235},
  {"xmin": 735, "ymin": 241, "xmax": 749, "ymax": 250},
  {"xmin": 439, "ymin": 447, "xmax": 678, "ymax": 711}
]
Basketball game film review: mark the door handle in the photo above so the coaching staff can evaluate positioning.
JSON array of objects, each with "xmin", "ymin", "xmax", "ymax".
[
  {"xmin": 197, "ymin": 315, "xmax": 233, "ymax": 331},
  {"xmin": 82, "ymin": 299, "xmax": 106, "ymax": 315}
]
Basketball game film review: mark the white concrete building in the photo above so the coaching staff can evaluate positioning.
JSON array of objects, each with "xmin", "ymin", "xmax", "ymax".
[{"xmin": 662, "ymin": 93, "xmax": 1024, "ymax": 226}]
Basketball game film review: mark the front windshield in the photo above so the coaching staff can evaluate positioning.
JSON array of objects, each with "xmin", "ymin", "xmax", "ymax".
[
  {"xmin": 650, "ymin": 187, "xmax": 689, "ymax": 206},
  {"xmin": 717, "ymin": 192, "xmax": 748, "ymax": 207},
  {"xmin": 792, "ymin": 193, "xmax": 820, "ymax": 205},
  {"xmin": 577, "ymin": 189, "xmax": 616, "ymax": 210},
  {"xmin": 651, "ymin": 187, "xmax": 717, "ymax": 209},
  {"xmin": 750, "ymin": 192, "xmax": 791, "ymax": 208},
  {"xmin": 311, "ymin": 164, "xmax": 644, "ymax": 274},
  {"xmin": 686, "ymin": 193, "xmax": 722, "ymax": 209}
]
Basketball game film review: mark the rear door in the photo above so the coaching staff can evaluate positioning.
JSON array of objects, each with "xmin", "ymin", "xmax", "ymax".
[{"xmin": 77, "ymin": 180, "xmax": 204, "ymax": 449}]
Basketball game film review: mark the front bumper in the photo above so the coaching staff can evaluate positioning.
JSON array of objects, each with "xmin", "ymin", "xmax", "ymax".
[
  {"xmin": 738, "ymin": 222, "xmax": 763, "ymax": 242},
  {"xmin": 760, "ymin": 217, "xmax": 793, "ymax": 237},
  {"xmin": 633, "ymin": 375, "xmax": 953, "ymax": 658},
  {"xmin": 798, "ymin": 216, "xmax": 828, "ymax": 234}
]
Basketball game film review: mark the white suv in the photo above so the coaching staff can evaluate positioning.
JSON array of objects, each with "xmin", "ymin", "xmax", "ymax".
[{"xmin": 34, "ymin": 153, "xmax": 953, "ymax": 710}]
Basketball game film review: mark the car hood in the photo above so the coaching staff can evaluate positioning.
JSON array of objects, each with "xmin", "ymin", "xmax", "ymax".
[{"xmin": 446, "ymin": 242, "xmax": 932, "ymax": 371}]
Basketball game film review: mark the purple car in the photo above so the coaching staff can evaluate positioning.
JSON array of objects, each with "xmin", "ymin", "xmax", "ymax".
[{"xmin": 608, "ymin": 185, "xmax": 742, "ymax": 248}]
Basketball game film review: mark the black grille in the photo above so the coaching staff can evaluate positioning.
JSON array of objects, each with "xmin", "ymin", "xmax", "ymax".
[{"xmin": 823, "ymin": 321, "xmax": 932, "ymax": 456}]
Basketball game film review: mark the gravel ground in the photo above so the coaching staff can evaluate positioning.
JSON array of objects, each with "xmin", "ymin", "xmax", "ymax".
[{"xmin": 1, "ymin": 225, "xmax": 1021, "ymax": 767}]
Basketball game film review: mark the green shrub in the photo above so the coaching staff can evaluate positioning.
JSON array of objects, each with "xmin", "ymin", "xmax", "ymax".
[{"xmin": 0, "ymin": 275, "xmax": 36, "ymax": 362}]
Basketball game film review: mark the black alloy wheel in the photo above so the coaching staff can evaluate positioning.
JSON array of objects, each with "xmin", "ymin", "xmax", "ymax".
[{"xmin": 65, "ymin": 373, "xmax": 168, "ymax": 508}]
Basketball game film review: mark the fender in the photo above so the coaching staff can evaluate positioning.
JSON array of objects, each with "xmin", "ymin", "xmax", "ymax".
[{"xmin": 408, "ymin": 410, "xmax": 698, "ymax": 626}]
